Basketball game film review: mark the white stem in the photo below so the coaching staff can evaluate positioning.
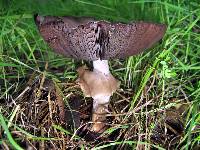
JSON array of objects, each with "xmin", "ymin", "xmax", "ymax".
[
  {"xmin": 92, "ymin": 59, "xmax": 111, "ymax": 111},
  {"xmin": 93, "ymin": 59, "xmax": 110, "ymax": 75},
  {"xmin": 93, "ymin": 95, "xmax": 110, "ymax": 111}
]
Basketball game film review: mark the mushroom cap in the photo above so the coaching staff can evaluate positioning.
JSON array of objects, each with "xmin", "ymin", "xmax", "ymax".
[{"xmin": 35, "ymin": 14, "xmax": 167, "ymax": 61}]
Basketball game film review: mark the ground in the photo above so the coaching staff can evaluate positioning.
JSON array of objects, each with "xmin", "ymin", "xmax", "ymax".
[{"xmin": 0, "ymin": 0, "xmax": 200, "ymax": 149}]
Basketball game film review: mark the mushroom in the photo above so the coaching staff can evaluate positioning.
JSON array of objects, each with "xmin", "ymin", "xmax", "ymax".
[{"xmin": 34, "ymin": 15, "xmax": 166, "ymax": 133}]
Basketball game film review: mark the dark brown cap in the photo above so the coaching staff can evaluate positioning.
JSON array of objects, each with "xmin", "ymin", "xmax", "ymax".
[{"xmin": 35, "ymin": 14, "xmax": 167, "ymax": 61}]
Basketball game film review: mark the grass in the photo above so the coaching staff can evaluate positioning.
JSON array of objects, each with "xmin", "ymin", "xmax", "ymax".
[{"xmin": 0, "ymin": 0, "xmax": 200, "ymax": 149}]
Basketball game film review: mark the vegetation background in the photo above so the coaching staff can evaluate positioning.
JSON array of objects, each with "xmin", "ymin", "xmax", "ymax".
[{"xmin": 0, "ymin": 0, "xmax": 199, "ymax": 149}]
